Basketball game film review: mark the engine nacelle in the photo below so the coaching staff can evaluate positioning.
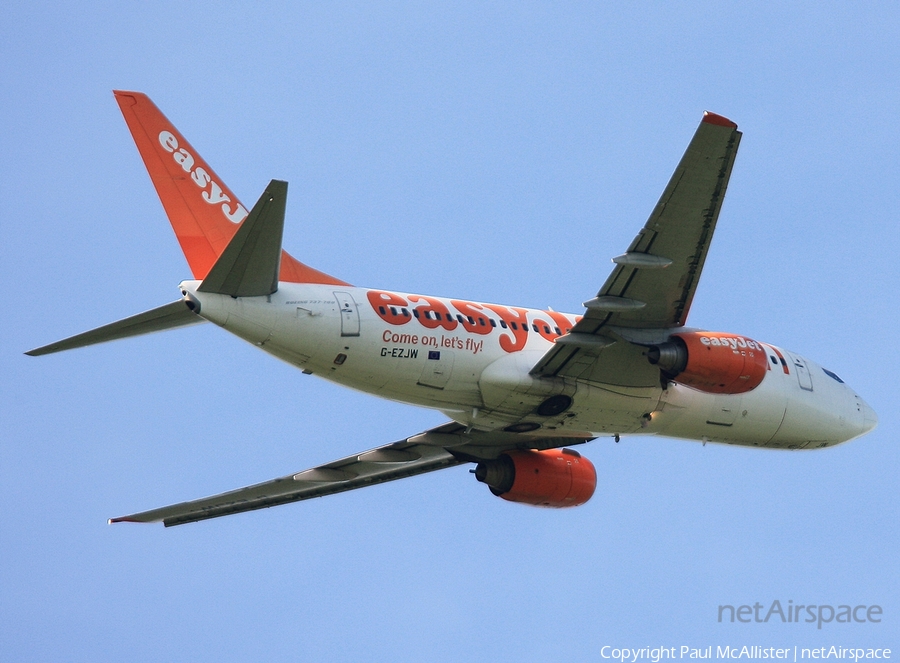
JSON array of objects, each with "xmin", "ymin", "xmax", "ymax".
[
  {"xmin": 647, "ymin": 331, "xmax": 768, "ymax": 394},
  {"xmin": 474, "ymin": 449, "xmax": 596, "ymax": 508}
]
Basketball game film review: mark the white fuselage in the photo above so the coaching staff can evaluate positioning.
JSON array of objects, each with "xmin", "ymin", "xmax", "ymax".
[{"xmin": 184, "ymin": 281, "xmax": 877, "ymax": 450}]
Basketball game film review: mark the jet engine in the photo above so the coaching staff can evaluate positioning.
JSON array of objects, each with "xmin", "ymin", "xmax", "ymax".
[
  {"xmin": 474, "ymin": 449, "xmax": 596, "ymax": 507},
  {"xmin": 647, "ymin": 331, "xmax": 768, "ymax": 394}
]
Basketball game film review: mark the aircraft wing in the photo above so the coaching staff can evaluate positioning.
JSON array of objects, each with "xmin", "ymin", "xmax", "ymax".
[
  {"xmin": 110, "ymin": 422, "xmax": 592, "ymax": 526},
  {"xmin": 532, "ymin": 112, "xmax": 741, "ymax": 386}
]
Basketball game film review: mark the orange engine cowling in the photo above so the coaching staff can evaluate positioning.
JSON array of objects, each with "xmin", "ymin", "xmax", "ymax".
[
  {"xmin": 474, "ymin": 449, "xmax": 596, "ymax": 508},
  {"xmin": 647, "ymin": 331, "xmax": 768, "ymax": 394}
]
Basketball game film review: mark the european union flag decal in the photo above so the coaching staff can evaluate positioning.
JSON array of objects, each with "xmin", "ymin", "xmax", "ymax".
[{"xmin": 428, "ymin": 350, "xmax": 441, "ymax": 360}]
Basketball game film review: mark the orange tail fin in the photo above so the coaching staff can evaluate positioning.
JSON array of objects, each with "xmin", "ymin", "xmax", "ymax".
[{"xmin": 113, "ymin": 91, "xmax": 349, "ymax": 286}]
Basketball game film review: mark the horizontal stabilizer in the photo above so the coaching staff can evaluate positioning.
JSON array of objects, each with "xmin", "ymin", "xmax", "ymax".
[
  {"xmin": 26, "ymin": 300, "xmax": 202, "ymax": 356},
  {"xmin": 198, "ymin": 180, "xmax": 286, "ymax": 297}
]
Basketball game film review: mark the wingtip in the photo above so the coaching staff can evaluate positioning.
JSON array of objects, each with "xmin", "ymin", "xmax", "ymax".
[{"xmin": 702, "ymin": 111, "xmax": 738, "ymax": 128}]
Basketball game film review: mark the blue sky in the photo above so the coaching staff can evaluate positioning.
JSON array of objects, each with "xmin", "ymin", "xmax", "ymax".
[{"xmin": 1, "ymin": 3, "xmax": 897, "ymax": 661}]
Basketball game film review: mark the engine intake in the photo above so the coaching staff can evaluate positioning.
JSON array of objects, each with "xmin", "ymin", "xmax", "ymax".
[
  {"xmin": 474, "ymin": 449, "xmax": 596, "ymax": 508},
  {"xmin": 648, "ymin": 331, "xmax": 768, "ymax": 394}
]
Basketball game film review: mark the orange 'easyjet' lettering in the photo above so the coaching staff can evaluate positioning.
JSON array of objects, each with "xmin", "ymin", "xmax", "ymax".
[
  {"xmin": 408, "ymin": 295, "xmax": 458, "ymax": 331},
  {"xmin": 367, "ymin": 291, "xmax": 411, "ymax": 325},
  {"xmin": 484, "ymin": 304, "xmax": 529, "ymax": 352},
  {"xmin": 451, "ymin": 300, "xmax": 492, "ymax": 336}
]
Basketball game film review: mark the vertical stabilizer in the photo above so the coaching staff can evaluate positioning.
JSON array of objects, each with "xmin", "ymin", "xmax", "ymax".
[
  {"xmin": 113, "ymin": 91, "xmax": 349, "ymax": 286},
  {"xmin": 199, "ymin": 180, "xmax": 287, "ymax": 297}
]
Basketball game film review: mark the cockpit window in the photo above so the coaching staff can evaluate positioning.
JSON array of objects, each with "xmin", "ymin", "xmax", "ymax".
[{"xmin": 823, "ymin": 368, "xmax": 844, "ymax": 384}]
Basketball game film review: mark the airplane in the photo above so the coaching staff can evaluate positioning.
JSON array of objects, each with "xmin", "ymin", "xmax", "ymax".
[{"xmin": 26, "ymin": 91, "xmax": 878, "ymax": 527}]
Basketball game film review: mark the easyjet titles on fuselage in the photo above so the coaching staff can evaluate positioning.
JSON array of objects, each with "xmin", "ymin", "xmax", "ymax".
[{"xmin": 367, "ymin": 289, "xmax": 578, "ymax": 354}]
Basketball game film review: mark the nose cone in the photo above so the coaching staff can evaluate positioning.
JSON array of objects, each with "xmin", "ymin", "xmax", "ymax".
[{"xmin": 860, "ymin": 398, "xmax": 878, "ymax": 435}]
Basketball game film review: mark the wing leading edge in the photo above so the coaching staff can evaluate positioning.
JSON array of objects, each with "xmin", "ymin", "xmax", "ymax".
[{"xmin": 532, "ymin": 112, "xmax": 741, "ymax": 384}]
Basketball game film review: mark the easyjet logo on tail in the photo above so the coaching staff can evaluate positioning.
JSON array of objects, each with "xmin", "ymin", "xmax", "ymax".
[{"xmin": 158, "ymin": 131, "xmax": 248, "ymax": 225}]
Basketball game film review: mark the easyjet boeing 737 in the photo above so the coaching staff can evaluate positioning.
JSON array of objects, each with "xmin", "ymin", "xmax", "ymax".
[{"xmin": 27, "ymin": 92, "xmax": 877, "ymax": 526}]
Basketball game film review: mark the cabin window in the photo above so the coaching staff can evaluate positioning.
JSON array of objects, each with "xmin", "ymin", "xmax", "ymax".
[{"xmin": 500, "ymin": 320, "xmax": 508, "ymax": 329}]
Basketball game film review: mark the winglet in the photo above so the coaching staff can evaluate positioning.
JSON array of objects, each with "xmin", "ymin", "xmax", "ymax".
[
  {"xmin": 198, "ymin": 180, "xmax": 286, "ymax": 297},
  {"xmin": 113, "ymin": 90, "xmax": 350, "ymax": 286},
  {"xmin": 702, "ymin": 111, "xmax": 738, "ymax": 128}
]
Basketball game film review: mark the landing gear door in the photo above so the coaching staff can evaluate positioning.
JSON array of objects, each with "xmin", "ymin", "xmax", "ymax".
[{"xmin": 334, "ymin": 291, "xmax": 360, "ymax": 337}]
